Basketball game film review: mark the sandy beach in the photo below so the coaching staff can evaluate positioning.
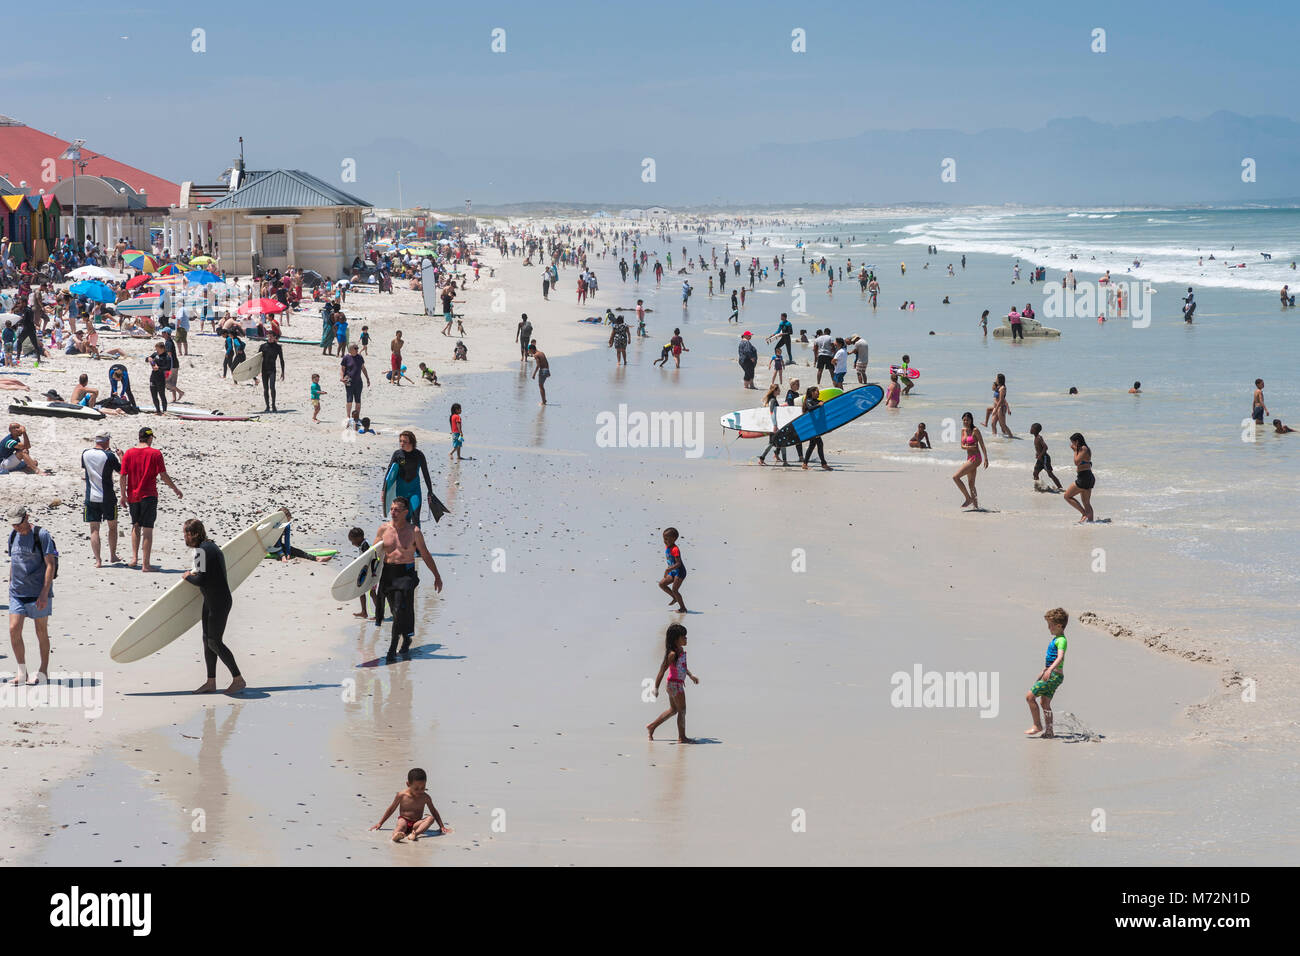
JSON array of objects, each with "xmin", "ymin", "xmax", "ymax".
[{"xmin": 2, "ymin": 219, "xmax": 1293, "ymax": 867}]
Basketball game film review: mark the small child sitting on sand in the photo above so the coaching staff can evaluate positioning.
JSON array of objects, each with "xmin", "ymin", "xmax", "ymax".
[
  {"xmin": 418, "ymin": 362, "xmax": 440, "ymax": 385},
  {"xmin": 370, "ymin": 767, "xmax": 452, "ymax": 843}
]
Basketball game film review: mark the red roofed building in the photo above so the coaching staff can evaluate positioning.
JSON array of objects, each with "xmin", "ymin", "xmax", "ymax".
[{"xmin": 0, "ymin": 113, "xmax": 179, "ymax": 206}]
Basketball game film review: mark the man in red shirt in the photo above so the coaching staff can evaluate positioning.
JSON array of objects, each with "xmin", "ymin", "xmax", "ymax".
[{"xmin": 119, "ymin": 426, "xmax": 183, "ymax": 572}]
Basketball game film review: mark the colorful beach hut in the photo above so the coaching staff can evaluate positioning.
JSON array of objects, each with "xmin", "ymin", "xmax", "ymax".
[{"xmin": 2, "ymin": 192, "xmax": 32, "ymax": 264}]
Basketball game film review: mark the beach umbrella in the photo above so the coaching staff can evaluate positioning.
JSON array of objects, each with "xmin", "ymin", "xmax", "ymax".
[
  {"xmin": 69, "ymin": 280, "xmax": 118, "ymax": 303},
  {"xmin": 67, "ymin": 265, "xmax": 117, "ymax": 281},
  {"xmin": 189, "ymin": 255, "xmax": 216, "ymax": 267},
  {"xmin": 125, "ymin": 274, "xmax": 154, "ymax": 290},
  {"xmin": 237, "ymin": 297, "xmax": 287, "ymax": 316},
  {"xmin": 122, "ymin": 250, "xmax": 159, "ymax": 272},
  {"xmin": 299, "ymin": 270, "xmax": 325, "ymax": 287},
  {"xmin": 186, "ymin": 270, "xmax": 223, "ymax": 285},
  {"xmin": 156, "ymin": 263, "xmax": 189, "ymax": 275},
  {"xmin": 149, "ymin": 276, "xmax": 186, "ymax": 290}
]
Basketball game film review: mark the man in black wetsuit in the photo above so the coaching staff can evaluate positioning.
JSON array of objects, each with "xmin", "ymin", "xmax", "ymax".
[
  {"xmin": 182, "ymin": 518, "xmax": 245, "ymax": 695},
  {"xmin": 258, "ymin": 332, "xmax": 286, "ymax": 413}
]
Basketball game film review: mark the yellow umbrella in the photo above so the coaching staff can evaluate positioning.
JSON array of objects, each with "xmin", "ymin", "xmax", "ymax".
[{"xmin": 189, "ymin": 255, "xmax": 216, "ymax": 266}]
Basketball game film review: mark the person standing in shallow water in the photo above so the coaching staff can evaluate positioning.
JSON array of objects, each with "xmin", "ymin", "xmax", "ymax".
[{"xmin": 1062, "ymin": 433, "xmax": 1095, "ymax": 523}]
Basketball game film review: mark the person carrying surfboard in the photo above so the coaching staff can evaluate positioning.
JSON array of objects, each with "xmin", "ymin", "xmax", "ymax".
[
  {"xmin": 383, "ymin": 431, "xmax": 448, "ymax": 529},
  {"xmin": 374, "ymin": 496, "xmax": 444, "ymax": 664},
  {"xmin": 182, "ymin": 518, "xmax": 245, "ymax": 695}
]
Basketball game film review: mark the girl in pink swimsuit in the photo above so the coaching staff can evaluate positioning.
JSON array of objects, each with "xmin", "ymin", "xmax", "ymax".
[
  {"xmin": 885, "ymin": 373, "xmax": 902, "ymax": 408},
  {"xmin": 647, "ymin": 623, "xmax": 699, "ymax": 743},
  {"xmin": 952, "ymin": 411, "xmax": 989, "ymax": 509}
]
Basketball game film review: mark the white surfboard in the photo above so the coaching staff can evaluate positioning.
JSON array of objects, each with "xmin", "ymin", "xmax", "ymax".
[
  {"xmin": 720, "ymin": 405, "xmax": 801, "ymax": 436},
  {"xmin": 109, "ymin": 509, "xmax": 290, "ymax": 663},
  {"xmin": 231, "ymin": 354, "xmax": 262, "ymax": 383},
  {"xmin": 329, "ymin": 541, "xmax": 386, "ymax": 602}
]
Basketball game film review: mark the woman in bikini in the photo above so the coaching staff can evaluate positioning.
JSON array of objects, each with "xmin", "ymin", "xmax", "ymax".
[
  {"xmin": 952, "ymin": 411, "xmax": 989, "ymax": 509},
  {"xmin": 1063, "ymin": 433, "xmax": 1095, "ymax": 523},
  {"xmin": 991, "ymin": 373, "xmax": 1013, "ymax": 438}
]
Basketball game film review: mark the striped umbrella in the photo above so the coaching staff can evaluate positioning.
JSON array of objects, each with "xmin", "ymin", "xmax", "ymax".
[
  {"xmin": 156, "ymin": 263, "xmax": 189, "ymax": 275},
  {"xmin": 122, "ymin": 250, "xmax": 159, "ymax": 273}
]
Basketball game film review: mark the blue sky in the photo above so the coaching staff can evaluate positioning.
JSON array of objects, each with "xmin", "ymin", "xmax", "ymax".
[{"xmin": 11, "ymin": 0, "xmax": 1297, "ymax": 206}]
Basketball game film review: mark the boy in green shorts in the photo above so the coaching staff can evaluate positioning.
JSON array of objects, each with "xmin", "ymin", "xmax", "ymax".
[{"xmin": 1025, "ymin": 607, "xmax": 1069, "ymax": 738}]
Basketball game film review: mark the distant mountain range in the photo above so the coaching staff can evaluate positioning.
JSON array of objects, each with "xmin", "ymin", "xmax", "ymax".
[{"xmin": 305, "ymin": 111, "xmax": 1300, "ymax": 209}]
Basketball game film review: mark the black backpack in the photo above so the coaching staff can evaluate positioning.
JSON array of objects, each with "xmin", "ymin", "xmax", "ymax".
[{"xmin": 8, "ymin": 525, "xmax": 58, "ymax": 579}]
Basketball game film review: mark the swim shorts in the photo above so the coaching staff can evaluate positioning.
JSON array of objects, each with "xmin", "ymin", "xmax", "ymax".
[
  {"xmin": 1034, "ymin": 453, "xmax": 1052, "ymax": 473},
  {"xmin": 84, "ymin": 500, "xmax": 118, "ymax": 523},
  {"xmin": 538, "ymin": 369, "xmax": 551, "ymax": 383},
  {"xmin": 1075, "ymin": 470, "xmax": 1096, "ymax": 490},
  {"xmin": 1030, "ymin": 671, "xmax": 1064, "ymax": 699},
  {"xmin": 816, "ymin": 355, "xmax": 833, "ymax": 371},
  {"xmin": 128, "ymin": 497, "xmax": 158, "ymax": 529},
  {"xmin": 1252, "ymin": 404, "xmax": 1265, "ymax": 423}
]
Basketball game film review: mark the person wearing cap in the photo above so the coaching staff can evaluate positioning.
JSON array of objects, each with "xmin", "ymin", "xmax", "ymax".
[
  {"xmin": 120, "ymin": 426, "xmax": 182, "ymax": 572},
  {"xmin": 738, "ymin": 331, "xmax": 758, "ymax": 390},
  {"xmin": 81, "ymin": 431, "xmax": 122, "ymax": 567},
  {"xmin": 1, "ymin": 422, "xmax": 38, "ymax": 474},
  {"xmin": 6, "ymin": 504, "xmax": 57, "ymax": 685}
]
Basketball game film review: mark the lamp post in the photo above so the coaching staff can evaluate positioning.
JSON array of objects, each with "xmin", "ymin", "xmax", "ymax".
[{"xmin": 59, "ymin": 139, "xmax": 86, "ymax": 247}]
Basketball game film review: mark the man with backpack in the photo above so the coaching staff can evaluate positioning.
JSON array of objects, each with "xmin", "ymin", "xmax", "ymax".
[{"xmin": 7, "ymin": 504, "xmax": 58, "ymax": 685}]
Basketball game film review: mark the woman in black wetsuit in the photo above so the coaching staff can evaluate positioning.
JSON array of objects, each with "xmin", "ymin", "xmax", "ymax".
[
  {"xmin": 383, "ymin": 431, "xmax": 450, "ymax": 530},
  {"xmin": 147, "ymin": 342, "xmax": 172, "ymax": 414}
]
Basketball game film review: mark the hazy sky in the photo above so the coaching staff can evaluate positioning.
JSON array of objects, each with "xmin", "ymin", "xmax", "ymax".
[{"xmin": 12, "ymin": 0, "xmax": 1296, "ymax": 206}]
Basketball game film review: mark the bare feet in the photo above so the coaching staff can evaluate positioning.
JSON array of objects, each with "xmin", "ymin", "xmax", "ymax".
[
  {"xmin": 647, "ymin": 724, "xmax": 656, "ymax": 740},
  {"xmin": 1041, "ymin": 731, "xmax": 1055, "ymax": 739},
  {"xmin": 141, "ymin": 564, "xmax": 156, "ymax": 573},
  {"xmin": 225, "ymin": 676, "xmax": 247, "ymax": 695},
  {"xmin": 391, "ymin": 830, "xmax": 405, "ymax": 843},
  {"xmin": 1024, "ymin": 726, "xmax": 1043, "ymax": 735},
  {"xmin": 677, "ymin": 737, "xmax": 695, "ymax": 744},
  {"xmin": 194, "ymin": 680, "xmax": 218, "ymax": 694},
  {"xmin": 352, "ymin": 611, "xmax": 368, "ymax": 618}
]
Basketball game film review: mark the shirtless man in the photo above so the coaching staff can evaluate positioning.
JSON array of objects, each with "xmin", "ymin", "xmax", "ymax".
[
  {"xmin": 531, "ymin": 341, "xmax": 550, "ymax": 405},
  {"xmin": 374, "ymin": 496, "xmax": 443, "ymax": 663},
  {"xmin": 70, "ymin": 374, "xmax": 99, "ymax": 407},
  {"xmin": 1252, "ymin": 378, "xmax": 1268, "ymax": 427},
  {"xmin": 390, "ymin": 331, "xmax": 404, "ymax": 386}
]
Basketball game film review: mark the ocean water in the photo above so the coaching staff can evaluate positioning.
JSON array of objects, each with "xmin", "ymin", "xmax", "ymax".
[{"xmin": 648, "ymin": 209, "xmax": 1299, "ymax": 627}]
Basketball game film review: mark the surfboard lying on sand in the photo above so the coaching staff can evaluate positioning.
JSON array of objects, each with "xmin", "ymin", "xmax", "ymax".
[
  {"xmin": 9, "ymin": 401, "xmax": 105, "ymax": 420},
  {"xmin": 266, "ymin": 548, "xmax": 337, "ymax": 559},
  {"xmin": 773, "ymin": 385, "xmax": 885, "ymax": 448},
  {"xmin": 172, "ymin": 412, "xmax": 260, "ymax": 421},
  {"xmin": 109, "ymin": 509, "xmax": 290, "ymax": 663},
  {"xmin": 330, "ymin": 541, "xmax": 386, "ymax": 601}
]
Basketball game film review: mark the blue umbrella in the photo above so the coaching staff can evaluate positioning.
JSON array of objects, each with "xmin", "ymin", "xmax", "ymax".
[
  {"xmin": 186, "ymin": 270, "xmax": 223, "ymax": 285},
  {"xmin": 70, "ymin": 280, "xmax": 117, "ymax": 303}
]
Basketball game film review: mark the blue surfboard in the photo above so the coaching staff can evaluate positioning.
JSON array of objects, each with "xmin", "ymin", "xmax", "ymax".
[{"xmin": 774, "ymin": 385, "xmax": 884, "ymax": 447}]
